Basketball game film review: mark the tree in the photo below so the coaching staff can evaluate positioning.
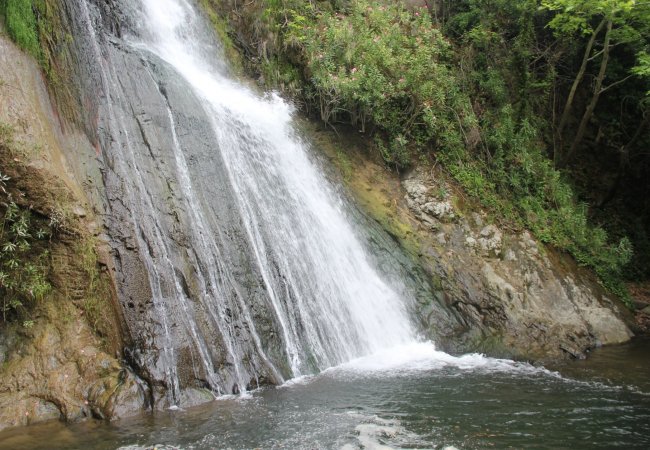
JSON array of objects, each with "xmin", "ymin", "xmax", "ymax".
[{"xmin": 542, "ymin": 0, "xmax": 648, "ymax": 166}]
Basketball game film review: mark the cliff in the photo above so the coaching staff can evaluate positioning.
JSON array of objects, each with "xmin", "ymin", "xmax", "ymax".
[
  {"xmin": 0, "ymin": 0, "xmax": 640, "ymax": 433},
  {"xmin": 0, "ymin": 31, "xmax": 144, "ymax": 430},
  {"xmin": 309, "ymin": 124, "xmax": 635, "ymax": 361}
]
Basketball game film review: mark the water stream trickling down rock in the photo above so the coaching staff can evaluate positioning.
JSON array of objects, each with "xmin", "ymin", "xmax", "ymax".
[
  {"xmin": 20, "ymin": 0, "xmax": 632, "ymax": 418},
  {"xmin": 66, "ymin": 0, "xmax": 451, "ymax": 407}
]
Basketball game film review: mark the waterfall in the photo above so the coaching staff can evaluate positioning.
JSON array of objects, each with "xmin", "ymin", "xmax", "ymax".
[{"xmin": 79, "ymin": 0, "xmax": 420, "ymax": 405}]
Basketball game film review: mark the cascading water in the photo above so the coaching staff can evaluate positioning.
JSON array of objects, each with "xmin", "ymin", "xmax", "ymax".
[
  {"xmin": 3, "ymin": 2, "xmax": 650, "ymax": 448},
  {"xmin": 77, "ymin": 0, "xmax": 426, "ymax": 405},
  {"xmin": 136, "ymin": 0, "xmax": 416, "ymax": 374}
]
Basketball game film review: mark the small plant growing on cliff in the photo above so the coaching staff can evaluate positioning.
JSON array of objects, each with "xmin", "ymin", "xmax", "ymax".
[{"xmin": 0, "ymin": 171, "xmax": 51, "ymax": 325}]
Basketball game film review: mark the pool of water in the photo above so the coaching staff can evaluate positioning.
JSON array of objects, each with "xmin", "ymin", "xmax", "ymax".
[{"xmin": 1, "ymin": 340, "xmax": 648, "ymax": 449}]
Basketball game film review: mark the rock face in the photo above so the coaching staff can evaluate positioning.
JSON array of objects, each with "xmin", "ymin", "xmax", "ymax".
[
  {"xmin": 0, "ymin": 0, "xmax": 637, "ymax": 433},
  {"xmin": 401, "ymin": 169, "xmax": 633, "ymax": 360},
  {"xmin": 0, "ymin": 32, "xmax": 146, "ymax": 430},
  {"xmin": 310, "ymin": 125, "xmax": 636, "ymax": 362},
  {"xmin": 0, "ymin": 302, "xmax": 146, "ymax": 429},
  {"xmin": 58, "ymin": 0, "xmax": 290, "ymax": 404}
]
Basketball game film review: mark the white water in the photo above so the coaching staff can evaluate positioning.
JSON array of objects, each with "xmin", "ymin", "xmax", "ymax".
[
  {"xmin": 279, "ymin": 341, "xmax": 565, "ymax": 388},
  {"xmin": 135, "ymin": 0, "xmax": 416, "ymax": 388},
  {"xmin": 37, "ymin": 7, "xmax": 648, "ymax": 447}
]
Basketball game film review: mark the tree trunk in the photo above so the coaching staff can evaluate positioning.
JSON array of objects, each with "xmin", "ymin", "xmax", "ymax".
[
  {"xmin": 561, "ymin": 18, "xmax": 613, "ymax": 167},
  {"xmin": 557, "ymin": 18, "xmax": 606, "ymax": 140}
]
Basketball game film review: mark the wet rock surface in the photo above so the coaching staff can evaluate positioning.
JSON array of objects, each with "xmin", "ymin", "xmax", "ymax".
[
  {"xmin": 0, "ymin": 0, "xmax": 639, "ymax": 433},
  {"xmin": 54, "ymin": 0, "xmax": 300, "ymax": 406},
  {"xmin": 317, "ymin": 132, "xmax": 634, "ymax": 362},
  {"xmin": 0, "ymin": 302, "xmax": 146, "ymax": 430},
  {"xmin": 95, "ymin": 22, "xmax": 288, "ymax": 401},
  {"xmin": 0, "ymin": 31, "xmax": 145, "ymax": 430}
]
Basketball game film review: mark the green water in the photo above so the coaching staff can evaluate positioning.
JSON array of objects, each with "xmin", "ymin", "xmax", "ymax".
[{"xmin": 0, "ymin": 339, "xmax": 648, "ymax": 449}]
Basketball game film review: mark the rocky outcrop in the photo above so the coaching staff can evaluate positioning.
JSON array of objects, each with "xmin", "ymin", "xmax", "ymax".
[
  {"xmin": 0, "ymin": 302, "xmax": 145, "ymax": 429},
  {"xmin": 403, "ymin": 169, "xmax": 633, "ymax": 360},
  {"xmin": 315, "ymin": 130, "xmax": 634, "ymax": 362},
  {"xmin": 630, "ymin": 283, "xmax": 650, "ymax": 333},
  {"xmin": 0, "ymin": 31, "xmax": 145, "ymax": 430}
]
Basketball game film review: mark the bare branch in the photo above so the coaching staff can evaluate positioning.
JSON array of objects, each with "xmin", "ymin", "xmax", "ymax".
[{"xmin": 599, "ymin": 75, "xmax": 634, "ymax": 94}]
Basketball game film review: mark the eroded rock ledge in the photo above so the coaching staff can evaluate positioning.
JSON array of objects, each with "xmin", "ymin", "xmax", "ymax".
[
  {"xmin": 313, "ymin": 126, "xmax": 635, "ymax": 362},
  {"xmin": 402, "ymin": 169, "xmax": 633, "ymax": 360}
]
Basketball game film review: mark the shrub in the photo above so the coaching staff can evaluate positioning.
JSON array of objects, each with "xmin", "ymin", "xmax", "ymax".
[
  {"xmin": 0, "ymin": 124, "xmax": 54, "ymax": 325},
  {"xmin": 0, "ymin": 176, "xmax": 52, "ymax": 325},
  {"xmin": 282, "ymin": 0, "xmax": 464, "ymax": 168}
]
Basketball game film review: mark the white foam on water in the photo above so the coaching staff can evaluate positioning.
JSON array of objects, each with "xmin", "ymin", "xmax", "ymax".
[
  {"xmin": 215, "ymin": 391, "xmax": 255, "ymax": 401},
  {"xmin": 341, "ymin": 411, "xmax": 444, "ymax": 450},
  {"xmin": 278, "ymin": 374, "xmax": 316, "ymax": 388},
  {"xmin": 325, "ymin": 341, "xmax": 558, "ymax": 377}
]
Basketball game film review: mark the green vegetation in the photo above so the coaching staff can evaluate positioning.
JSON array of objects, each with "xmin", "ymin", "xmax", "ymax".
[
  {"xmin": 203, "ymin": 0, "xmax": 647, "ymax": 300},
  {"xmin": 0, "ymin": 123, "xmax": 116, "ymax": 344},
  {"xmin": 1, "ymin": 0, "xmax": 80, "ymax": 123},
  {"xmin": 0, "ymin": 125, "xmax": 52, "ymax": 326},
  {"xmin": 444, "ymin": 0, "xmax": 648, "ymax": 293},
  {"xmin": 198, "ymin": 0, "xmax": 244, "ymax": 74},
  {"xmin": 540, "ymin": 0, "xmax": 650, "ymax": 166},
  {"xmin": 75, "ymin": 236, "xmax": 114, "ymax": 339},
  {"xmin": 0, "ymin": 196, "xmax": 52, "ymax": 326},
  {"xmin": 286, "ymin": 1, "xmax": 464, "ymax": 167},
  {"xmin": 1, "ymin": 0, "xmax": 40, "ymax": 58}
]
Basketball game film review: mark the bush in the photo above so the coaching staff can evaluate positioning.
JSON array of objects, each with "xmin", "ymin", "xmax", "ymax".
[
  {"xmin": 281, "ymin": 0, "xmax": 464, "ymax": 168},
  {"xmin": 0, "ymin": 124, "xmax": 54, "ymax": 326},
  {"xmin": 0, "ymin": 175, "xmax": 52, "ymax": 326}
]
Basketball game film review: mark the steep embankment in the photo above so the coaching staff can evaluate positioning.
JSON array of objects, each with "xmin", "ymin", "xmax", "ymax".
[
  {"xmin": 0, "ymin": 32, "xmax": 144, "ymax": 430},
  {"xmin": 308, "ymin": 121, "xmax": 635, "ymax": 361}
]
